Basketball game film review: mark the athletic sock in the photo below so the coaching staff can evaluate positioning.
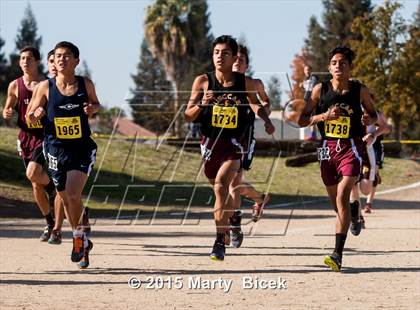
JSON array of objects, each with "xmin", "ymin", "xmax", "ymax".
[
  {"xmin": 334, "ymin": 233, "xmax": 347, "ymax": 258},
  {"xmin": 216, "ymin": 233, "xmax": 226, "ymax": 244},
  {"xmin": 45, "ymin": 213, "xmax": 55, "ymax": 228},
  {"xmin": 350, "ymin": 200, "xmax": 359, "ymax": 218}
]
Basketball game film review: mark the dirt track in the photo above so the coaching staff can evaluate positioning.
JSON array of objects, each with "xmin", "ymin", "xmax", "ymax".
[{"xmin": 1, "ymin": 186, "xmax": 419, "ymax": 309}]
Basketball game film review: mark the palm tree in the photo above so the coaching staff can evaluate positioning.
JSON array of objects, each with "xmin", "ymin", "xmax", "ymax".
[{"xmin": 145, "ymin": 0, "xmax": 191, "ymax": 137}]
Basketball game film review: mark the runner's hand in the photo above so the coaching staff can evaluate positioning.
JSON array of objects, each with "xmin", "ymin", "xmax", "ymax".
[
  {"xmin": 33, "ymin": 107, "xmax": 45, "ymax": 119},
  {"xmin": 363, "ymin": 133, "xmax": 375, "ymax": 146},
  {"xmin": 2, "ymin": 107, "xmax": 13, "ymax": 119},
  {"xmin": 264, "ymin": 121, "xmax": 275, "ymax": 135},
  {"xmin": 84, "ymin": 102, "xmax": 98, "ymax": 117},
  {"xmin": 201, "ymin": 90, "xmax": 214, "ymax": 106},
  {"xmin": 324, "ymin": 106, "xmax": 340, "ymax": 121}
]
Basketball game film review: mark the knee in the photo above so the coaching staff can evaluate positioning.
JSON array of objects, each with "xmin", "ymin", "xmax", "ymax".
[
  {"xmin": 26, "ymin": 168, "xmax": 37, "ymax": 182},
  {"xmin": 66, "ymin": 192, "xmax": 81, "ymax": 206},
  {"xmin": 360, "ymin": 182, "xmax": 371, "ymax": 195}
]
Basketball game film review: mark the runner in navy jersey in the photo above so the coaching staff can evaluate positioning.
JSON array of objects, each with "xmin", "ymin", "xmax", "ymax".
[{"xmin": 27, "ymin": 41, "xmax": 100, "ymax": 269}]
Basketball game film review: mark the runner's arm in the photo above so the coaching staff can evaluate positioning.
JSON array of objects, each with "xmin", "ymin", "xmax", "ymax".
[
  {"xmin": 246, "ymin": 76, "xmax": 274, "ymax": 134},
  {"xmin": 2, "ymin": 81, "xmax": 18, "ymax": 119},
  {"xmin": 185, "ymin": 74, "xmax": 209, "ymax": 122},
  {"xmin": 298, "ymin": 83, "xmax": 321, "ymax": 126},
  {"xmin": 25, "ymin": 80, "xmax": 48, "ymax": 123},
  {"xmin": 254, "ymin": 79, "xmax": 271, "ymax": 115},
  {"xmin": 367, "ymin": 112, "xmax": 392, "ymax": 141},
  {"xmin": 26, "ymin": 83, "xmax": 41, "ymax": 118},
  {"xmin": 84, "ymin": 78, "xmax": 101, "ymax": 117}
]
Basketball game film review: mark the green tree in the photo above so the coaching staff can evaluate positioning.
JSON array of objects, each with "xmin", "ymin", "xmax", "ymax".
[
  {"xmin": 266, "ymin": 75, "xmax": 282, "ymax": 110},
  {"xmin": 129, "ymin": 39, "xmax": 173, "ymax": 135},
  {"xmin": 289, "ymin": 51, "xmax": 306, "ymax": 100},
  {"xmin": 393, "ymin": 4, "xmax": 420, "ymax": 139},
  {"xmin": 181, "ymin": 0, "xmax": 213, "ymax": 91},
  {"xmin": 8, "ymin": 4, "xmax": 44, "ymax": 82},
  {"xmin": 144, "ymin": 0, "xmax": 213, "ymax": 136},
  {"xmin": 303, "ymin": 16, "xmax": 327, "ymax": 73},
  {"xmin": 0, "ymin": 34, "xmax": 8, "ymax": 95},
  {"xmin": 304, "ymin": 0, "xmax": 372, "ymax": 73},
  {"xmin": 351, "ymin": 1, "xmax": 408, "ymax": 139}
]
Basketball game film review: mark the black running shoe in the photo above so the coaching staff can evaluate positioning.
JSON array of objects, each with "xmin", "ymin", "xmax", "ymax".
[
  {"xmin": 229, "ymin": 210, "xmax": 243, "ymax": 248},
  {"xmin": 40, "ymin": 226, "xmax": 52, "ymax": 242},
  {"xmin": 324, "ymin": 252, "xmax": 342, "ymax": 272},
  {"xmin": 210, "ymin": 242, "xmax": 225, "ymax": 261},
  {"xmin": 350, "ymin": 201, "xmax": 362, "ymax": 236}
]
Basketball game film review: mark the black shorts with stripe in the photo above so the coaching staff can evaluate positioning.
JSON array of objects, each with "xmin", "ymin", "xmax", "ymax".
[{"xmin": 43, "ymin": 137, "xmax": 97, "ymax": 191}]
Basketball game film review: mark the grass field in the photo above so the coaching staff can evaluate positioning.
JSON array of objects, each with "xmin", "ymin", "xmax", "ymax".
[{"xmin": 1, "ymin": 126, "xmax": 419, "ymax": 213}]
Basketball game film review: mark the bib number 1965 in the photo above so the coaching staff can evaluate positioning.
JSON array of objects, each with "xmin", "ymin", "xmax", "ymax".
[{"xmin": 54, "ymin": 116, "xmax": 82, "ymax": 139}]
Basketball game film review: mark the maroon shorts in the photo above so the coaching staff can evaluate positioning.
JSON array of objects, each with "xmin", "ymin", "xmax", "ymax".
[
  {"xmin": 17, "ymin": 129, "xmax": 44, "ymax": 165},
  {"xmin": 200, "ymin": 136, "xmax": 243, "ymax": 180},
  {"xmin": 318, "ymin": 138, "xmax": 363, "ymax": 186}
]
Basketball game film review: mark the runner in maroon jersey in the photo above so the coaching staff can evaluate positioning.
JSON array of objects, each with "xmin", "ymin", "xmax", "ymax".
[
  {"xmin": 298, "ymin": 46, "xmax": 378, "ymax": 272},
  {"xmin": 2, "ymin": 46, "xmax": 56, "ymax": 241}
]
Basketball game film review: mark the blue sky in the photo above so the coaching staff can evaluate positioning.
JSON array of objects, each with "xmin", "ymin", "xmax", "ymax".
[{"xmin": 1, "ymin": 0, "xmax": 418, "ymax": 112}]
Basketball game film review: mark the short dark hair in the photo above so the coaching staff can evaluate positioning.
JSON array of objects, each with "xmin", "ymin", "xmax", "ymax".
[
  {"xmin": 238, "ymin": 44, "xmax": 249, "ymax": 65},
  {"xmin": 328, "ymin": 46, "xmax": 355, "ymax": 64},
  {"xmin": 212, "ymin": 35, "xmax": 238, "ymax": 56},
  {"xmin": 20, "ymin": 46, "xmax": 40, "ymax": 61},
  {"xmin": 47, "ymin": 49, "xmax": 55, "ymax": 59},
  {"xmin": 54, "ymin": 41, "xmax": 79, "ymax": 58}
]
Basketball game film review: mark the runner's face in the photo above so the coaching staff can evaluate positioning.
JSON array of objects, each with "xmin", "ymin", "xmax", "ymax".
[
  {"xmin": 213, "ymin": 43, "xmax": 236, "ymax": 71},
  {"xmin": 54, "ymin": 47, "xmax": 79, "ymax": 74},
  {"xmin": 328, "ymin": 54, "xmax": 350, "ymax": 80},
  {"xmin": 19, "ymin": 51, "xmax": 39, "ymax": 74},
  {"xmin": 304, "ymin": 66, "xmax": 311, "ymax": 77},
  {"xmin": 47, "ymin": 55, "xmax": 57, "ymax": 77},
  {"xmin": 232, "ymin": 53, "xmax": 248, "ymax": 74}
]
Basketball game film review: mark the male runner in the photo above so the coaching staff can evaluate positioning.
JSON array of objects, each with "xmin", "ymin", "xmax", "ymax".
[
  {"xmin": 185, "ymin": 35, "xmax": 274, "ymax": 261},
  {"xmin": 350, "ymin": 110, "xmax": 391, "ymax": 217},
  {"xmin": 27, "ymin": 41, "xmax": 99, "ymax": 269},
  {"xmin": 301, "ymin": 64, "xmax": 319, "ymax": 140},
  {"xmin": 228, "ymin": 44, "xmax": 271, "ymax": 248},
  {"xmin": 298, "ymin": 46, "xmax": 378, "ymax": 271},
  {"xmin": 2, "ymin": 46, "xmax": 56, "ymax": 241}
]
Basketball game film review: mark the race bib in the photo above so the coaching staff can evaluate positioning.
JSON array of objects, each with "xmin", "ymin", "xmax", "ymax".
[
  {"xmin": 325, "ymin": 116, "xmax": 350, "ymax": 138},
  {"xmin": 54, "ymin": 116, "xmax": 82, "ymax": 139},
  {"xmin": 317, "ymin": 146, "xmax": 331, "ymax": 161},
  {"xmin": 212, "ymin": 105, "xmax": 238, "ymax": 129},
  {"xmin": 27, "ymin": 120, "xmax": 43, "ymax": 129}
]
